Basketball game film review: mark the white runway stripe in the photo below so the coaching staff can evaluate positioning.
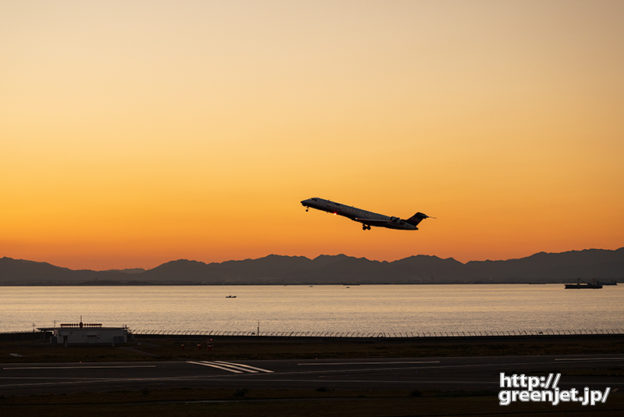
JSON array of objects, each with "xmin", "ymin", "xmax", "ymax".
[
  {"xmin": 186, "ymin": 361, "xmax": 274, "ymax": 374},
  {"xmin": 554, "ymin": 357, "xmax": 624, "ymax": 361},
  {"xmin": 186, "ymin": 361, "xmax": 243, "ymax": 373},
  {"xmin": 2, "ymin": 365, "xmax": 157, "ymax": 370},
  {"xmin": 215, "ymin": 361, "xmax": 274, "ymax": 373},
  {"xmin": 211, "ymin": 362, "xmax": 258, "ymax": 373},
  {"xmin": 297, "ymin": 361, "xmax": 440, "ymax": 366}
]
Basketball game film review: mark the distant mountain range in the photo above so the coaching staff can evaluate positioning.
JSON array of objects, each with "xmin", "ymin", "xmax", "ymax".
[{"xmin": 1, "ymin": 247, "xmax": 623, "ymax": 285}]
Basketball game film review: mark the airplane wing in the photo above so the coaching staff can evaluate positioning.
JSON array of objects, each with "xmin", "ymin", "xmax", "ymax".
[{"xmin": 354, "ymin": 217, "xmax": 390, "ymax": 226}]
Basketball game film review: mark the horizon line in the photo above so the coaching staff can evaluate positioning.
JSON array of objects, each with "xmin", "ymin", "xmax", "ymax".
[{"xmin": 3, "ymin": 245, "xmax": 622, "ymax": 272}]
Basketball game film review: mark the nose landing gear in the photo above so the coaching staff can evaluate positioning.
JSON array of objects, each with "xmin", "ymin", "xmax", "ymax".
[{"xmin": 362, "ymin": 224, "xmax": 371, "ymax": 230}]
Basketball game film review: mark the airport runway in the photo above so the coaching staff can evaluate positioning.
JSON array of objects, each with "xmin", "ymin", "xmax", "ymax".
[{"xmin": 1, "ymin": 354, "xmax": 623, "ymax": 396}]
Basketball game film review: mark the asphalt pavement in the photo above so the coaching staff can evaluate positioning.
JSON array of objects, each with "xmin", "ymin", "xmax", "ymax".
[{"xmin": 1, "ymin": 354, "xmax": 622, "ymax": 396}]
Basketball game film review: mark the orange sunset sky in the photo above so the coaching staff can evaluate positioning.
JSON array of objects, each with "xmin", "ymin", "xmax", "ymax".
[{"xmin": 2, "ymin": 1, "xmax": 623, "ymax": 270}]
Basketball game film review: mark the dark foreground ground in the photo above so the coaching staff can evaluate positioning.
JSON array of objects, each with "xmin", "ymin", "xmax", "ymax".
[{"xmin": 1, "ymin": 334, "xmax": 623, "ymax": 416}]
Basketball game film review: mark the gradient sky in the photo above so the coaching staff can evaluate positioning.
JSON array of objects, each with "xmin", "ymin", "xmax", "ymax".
[{"xmin": 2, "ymin": 0, "xmax": 623, "ymax": 270}]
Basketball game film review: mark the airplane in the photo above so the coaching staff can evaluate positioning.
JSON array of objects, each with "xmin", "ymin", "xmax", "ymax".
[{"xmin": 300, "ymin": 197, "xmax": 430, "ymax": 231}]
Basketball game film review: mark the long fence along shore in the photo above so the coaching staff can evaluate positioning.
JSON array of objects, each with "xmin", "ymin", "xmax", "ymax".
[{"xmin": 107, "ymin": 328, "xmax": 624, "ymax": 338}]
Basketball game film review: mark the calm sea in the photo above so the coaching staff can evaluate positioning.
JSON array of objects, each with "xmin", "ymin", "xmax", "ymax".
[{"xmin": 1, "ymin": 285, "xmax": 622, "ymax": 334}]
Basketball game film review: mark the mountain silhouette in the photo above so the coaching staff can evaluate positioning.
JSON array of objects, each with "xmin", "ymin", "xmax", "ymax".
[{"xmin": 1, "ymin": 247, "xmax": 622, "ymax": 285}]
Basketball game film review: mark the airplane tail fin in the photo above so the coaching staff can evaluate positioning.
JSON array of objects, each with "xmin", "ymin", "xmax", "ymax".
[{"xmin": 405, "ymin": 212, "xmax": 429, "ymax": 226}]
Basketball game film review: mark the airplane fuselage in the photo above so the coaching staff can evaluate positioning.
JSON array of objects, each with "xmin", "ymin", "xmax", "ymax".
[{"xmin": 300, "ymin": 197, "xmax": 429, "ymax": 231}]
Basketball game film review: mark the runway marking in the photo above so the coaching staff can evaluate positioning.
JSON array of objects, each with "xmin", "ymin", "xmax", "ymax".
[
  {"xmin": 2, "ymin": 365, "xmax": 157, "ymax": 370},
  {"xmin": 186, "ymin": 361, "xmax": 273, "ymax": 374},
  {"xmin": 555, "ymin": 357, "xmax": 624, "ymax": 361},
  {"xmin": 230, "ymin": 378, "xmax": 495, "ymax": 385},
  {"xmin": 297, "ymin": 361, "xmax": 440, "ymax": 366},
  {"xmin": 215, "ymin": 361, "xmax": 274, "ymax": 373},
  {"xmin": 0, "ymin": 376, "xmax": 124, "ymax": 380},
  {"xmin": 270, "ymin": 361, "xmax": 559, "ymax": 378},
  {"xmin": 186, "ymin": 361, "xmax": 243, "ymax": 373},
  {"xmin": 212, "ymin": 362, "xmax": 258, "ymax": 373}
]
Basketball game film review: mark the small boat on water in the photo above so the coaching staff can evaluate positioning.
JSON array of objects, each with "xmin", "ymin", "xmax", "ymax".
[{"xmin": 564, "ymin": 279, "xmax": 602, "ymax": 289}]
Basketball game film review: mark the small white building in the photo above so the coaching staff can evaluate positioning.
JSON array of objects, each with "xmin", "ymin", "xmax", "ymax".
[{"xmin": 40, "ymin": 321, "xmax": 128, "ymax": 346}]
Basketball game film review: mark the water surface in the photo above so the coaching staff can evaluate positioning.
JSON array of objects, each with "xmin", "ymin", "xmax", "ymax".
[{"xmin": 1, "ymin": 285, "xmax": 622, "ymax": 334}]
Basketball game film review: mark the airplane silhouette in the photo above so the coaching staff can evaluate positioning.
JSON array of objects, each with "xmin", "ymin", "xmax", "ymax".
[{"xmin": 301, "ymin": 197, "xmax": 430, "ymax": 230}]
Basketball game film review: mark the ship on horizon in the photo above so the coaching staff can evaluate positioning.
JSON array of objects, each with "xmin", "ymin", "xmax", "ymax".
[{"xmin": 564, "ymin": 279, "xmax": 603, "ymax": 289}]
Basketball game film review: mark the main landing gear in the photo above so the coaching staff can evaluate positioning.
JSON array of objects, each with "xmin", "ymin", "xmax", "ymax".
[{"xmin": 362, "ymin": 224, "xmax": 371, "ymax": 230}]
